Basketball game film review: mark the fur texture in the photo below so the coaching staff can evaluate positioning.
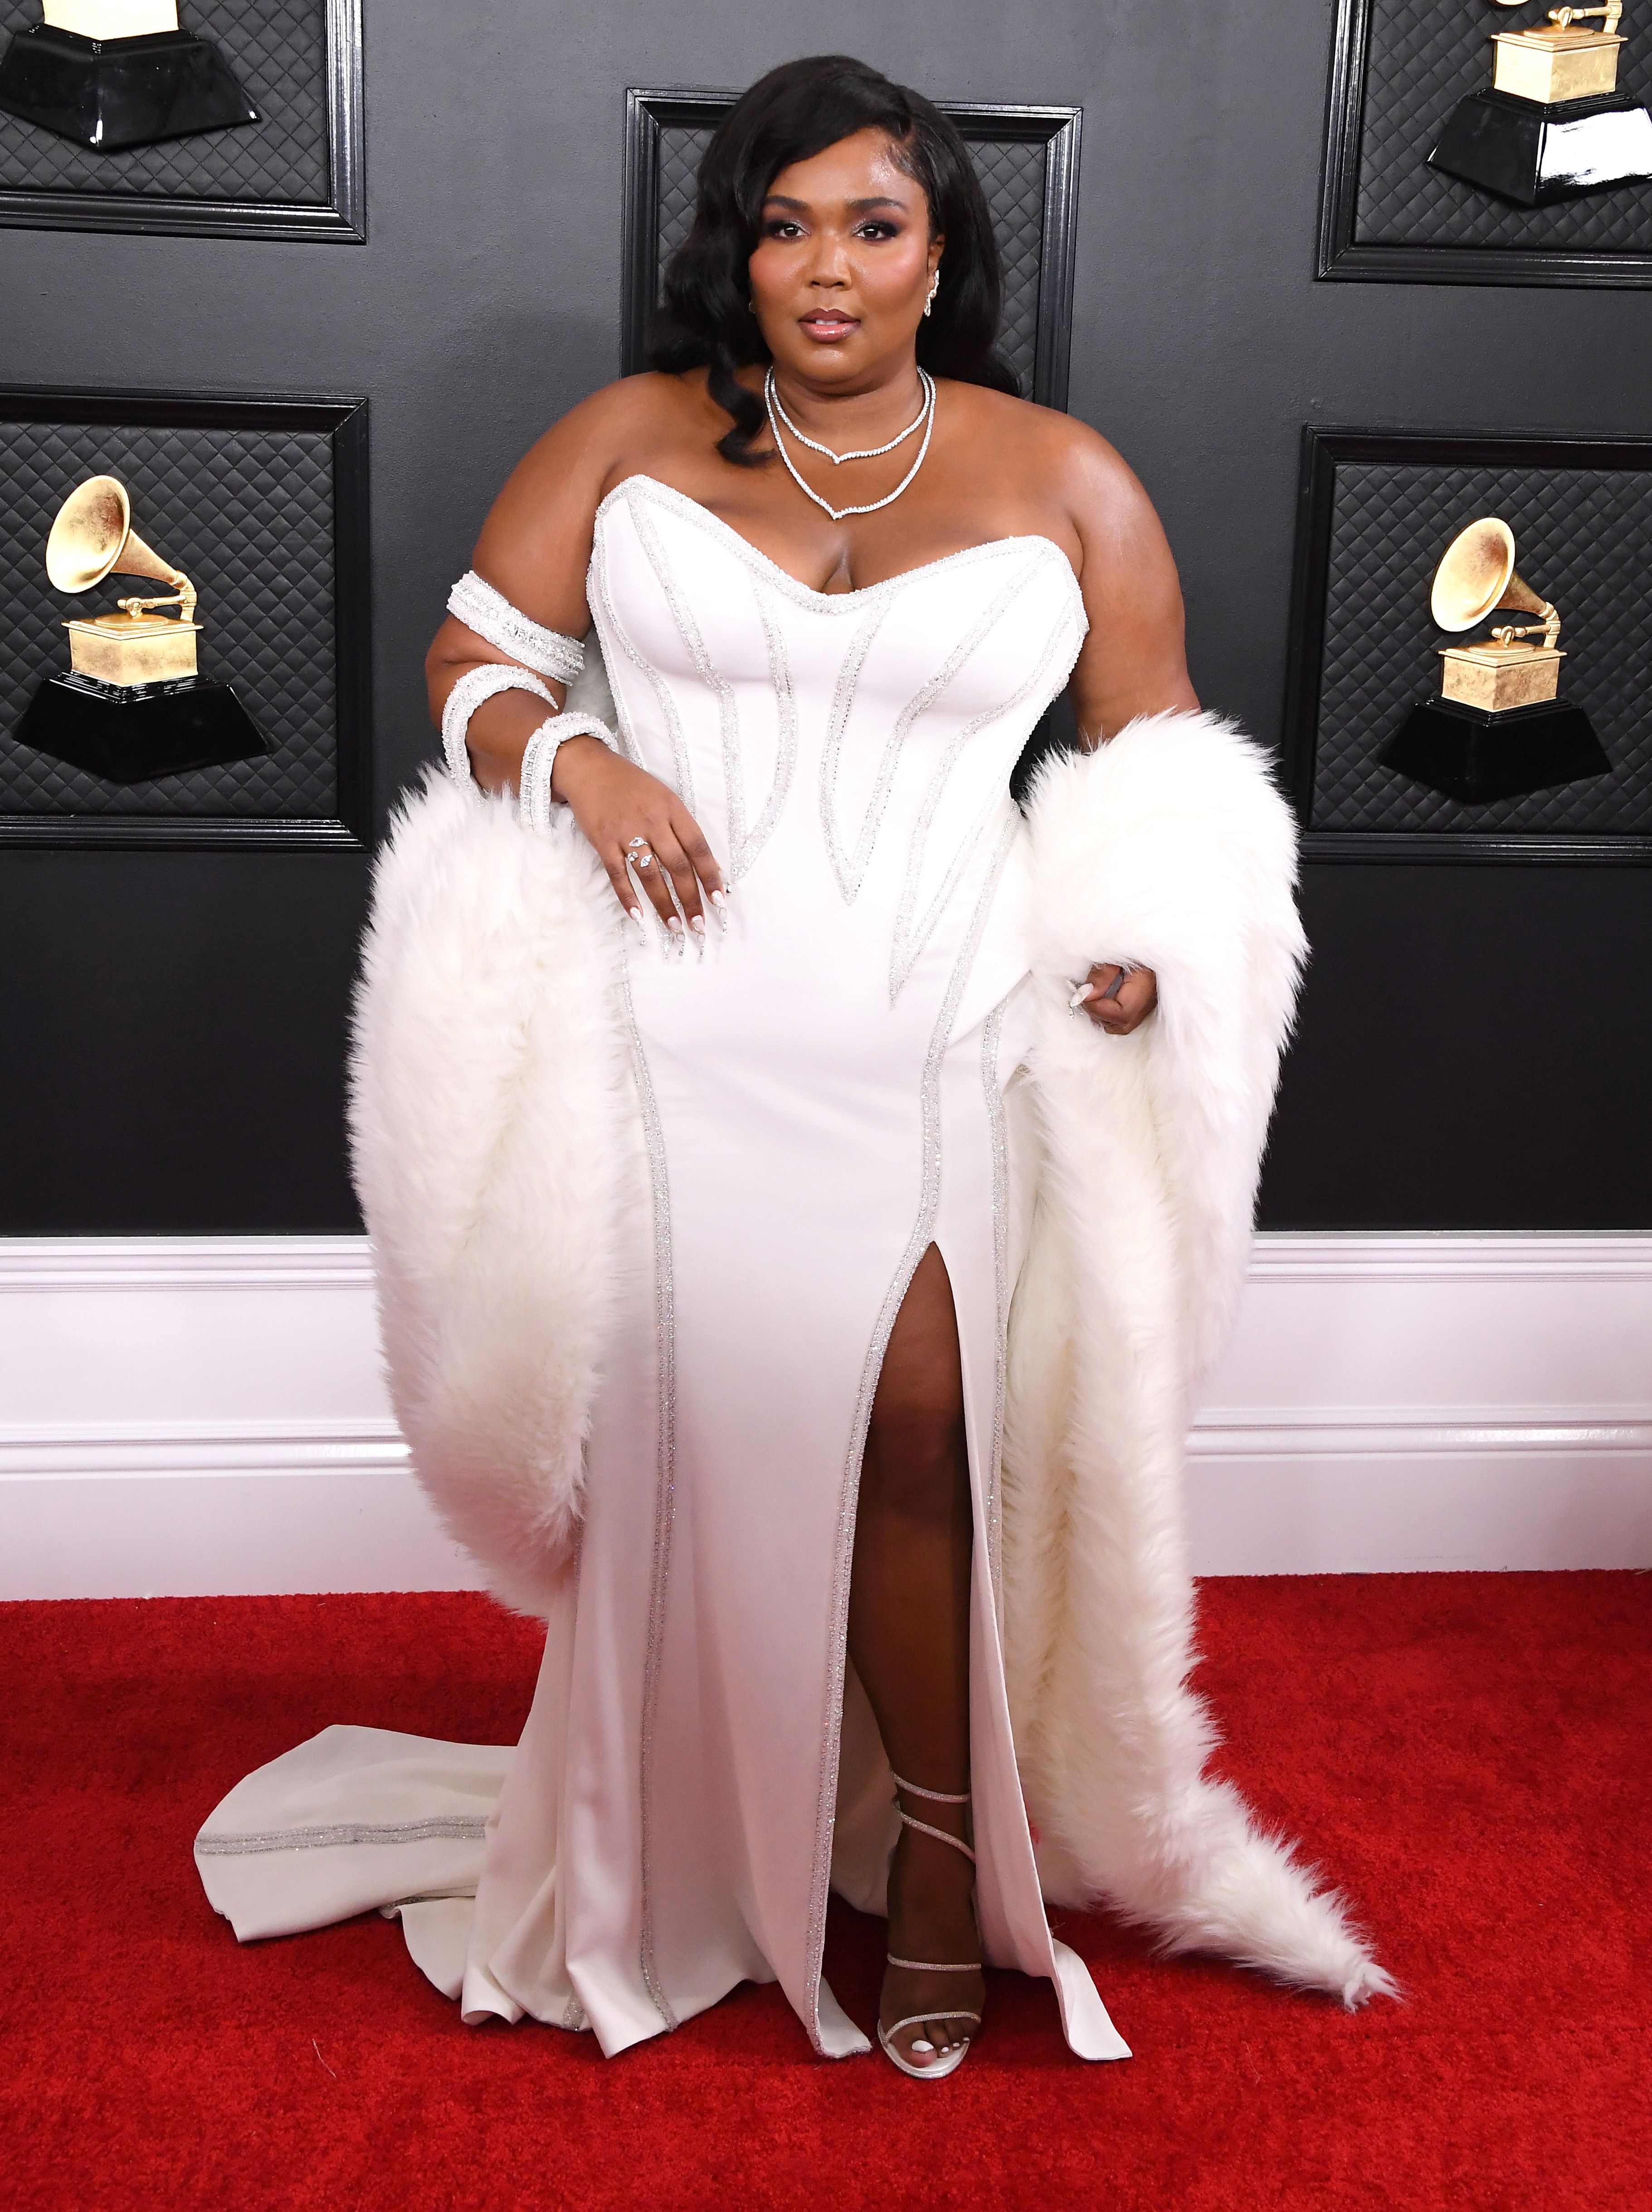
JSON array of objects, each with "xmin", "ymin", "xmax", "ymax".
[
  {"xmin": 348, "ymin": 717, "xmax": 1393, "ymax": 2005},
  {"xmin": 348, "ymin": 770, "xmax": 630, "ymax": 1615}
]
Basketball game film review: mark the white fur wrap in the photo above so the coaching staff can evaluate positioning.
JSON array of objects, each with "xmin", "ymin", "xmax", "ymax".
[
  {"xmin": 348, "ymin": 772, "xmax": 631, "ymax": 1617},
  {"xmin": 349, "ymin": 712, "xmax": 1393, "ymax": 2008}
]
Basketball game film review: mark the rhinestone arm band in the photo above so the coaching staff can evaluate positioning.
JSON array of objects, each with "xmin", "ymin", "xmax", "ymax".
[
  {"xmin": 447, "ymin": 571, "xmax": 585, "ymax": 683},
  {"xmin": 518, "ymin": 713, "xmax": 617, "ymax": 833},
  {"xmin": 440, "ymin": 663, "xmax": 556, "ymax": 782}
]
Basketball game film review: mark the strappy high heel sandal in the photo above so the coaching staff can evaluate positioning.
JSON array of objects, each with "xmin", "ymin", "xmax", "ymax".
[{"xmin": 876, "ymin": 1774, "xmax": 982, "ymax": 2082}]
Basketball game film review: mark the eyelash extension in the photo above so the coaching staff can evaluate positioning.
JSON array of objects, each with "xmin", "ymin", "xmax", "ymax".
[{"xmin": 759, "ymin": 219, "xmax": 902, "ymax": 239}]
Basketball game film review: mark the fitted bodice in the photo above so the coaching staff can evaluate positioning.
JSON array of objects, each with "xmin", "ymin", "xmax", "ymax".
[{"xmin": 588, "ymin": 475, "xmax": 1087, "ymax": 1014}]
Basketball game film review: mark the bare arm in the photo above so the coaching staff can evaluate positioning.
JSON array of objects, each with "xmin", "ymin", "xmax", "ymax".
[
  {"xmin": 1064, "ymin": 429, "xmax": 1199, "ymax": 744},
  {"xmin": 1058, "ymin": 427, "xmax": 1198, "ymax": 1031},
  {"xmin": 424, "ymin": 382, "xmax": 724, "ymax": 935},
  {"xmin": 424, "ymin": 386, "xmax": 617, "ymax": 794}
]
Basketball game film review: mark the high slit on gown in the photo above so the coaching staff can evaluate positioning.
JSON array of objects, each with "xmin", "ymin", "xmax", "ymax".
[{"xmin": 195, "ymin": 474, "xmax": 1130, "ymax": 2063}]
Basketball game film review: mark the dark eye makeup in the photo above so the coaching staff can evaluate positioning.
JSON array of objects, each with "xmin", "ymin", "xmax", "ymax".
[{"xmin": 758, "ymin": 216, "xmax": 906, "ymax": 242}]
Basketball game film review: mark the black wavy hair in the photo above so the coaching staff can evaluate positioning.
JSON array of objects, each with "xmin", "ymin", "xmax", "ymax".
[{"xmin": 648, "ymin": 54, "xmax": 1018, "ymax": 465}]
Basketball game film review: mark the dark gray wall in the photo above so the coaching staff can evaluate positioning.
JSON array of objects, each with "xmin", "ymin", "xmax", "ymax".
[{"xmin": 2, "ymin": 0, "xmax": 1647, "ymax": 1232}]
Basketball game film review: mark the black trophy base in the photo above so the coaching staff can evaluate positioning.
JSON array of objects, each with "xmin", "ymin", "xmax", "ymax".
[
  {"xmin": 1428, "ymin": 88, "xmax": 1652, "ymax": 206},
  {"xmin": 16, "ymin": 672, "xmax": 268, "ymax": 783},
  {"xmin": 0, "ymin": 24, "xmax": 258, "ymax": 151},
  {"xmin": 1380, "ymin": 696, "xmax": 1609, "ymax": 804}
]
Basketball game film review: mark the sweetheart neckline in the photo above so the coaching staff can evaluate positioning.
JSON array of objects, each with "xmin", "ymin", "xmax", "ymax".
[{"xmin": 595, "ymin": 473, "xmax": 1083, "ymax": 610}]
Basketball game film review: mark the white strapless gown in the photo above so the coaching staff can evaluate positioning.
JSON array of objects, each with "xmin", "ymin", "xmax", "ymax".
[{"xmin": 195, "ymin": 475, "xmax": 1130, "ymax": 2065}]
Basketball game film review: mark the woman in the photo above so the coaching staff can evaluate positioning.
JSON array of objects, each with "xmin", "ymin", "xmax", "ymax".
[{"xmin": 195, "ymin": 55, "xmax": 1389, "ymax": 2074}]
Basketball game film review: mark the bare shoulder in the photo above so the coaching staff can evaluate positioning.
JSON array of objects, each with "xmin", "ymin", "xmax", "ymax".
[
  {"xmin": 465, "ymin": 370, "xmax": 713, "ymax": 627},
  {"xmin": 939, "ymin": 383, "xmax": 1169, "ymax": 573},
  {"xmin": 989, "ymin": 391, "xmax": 1159, "ymax": 526},
  {"xmin": 487, "ymin": 372, "xmax": 695, "ymax": 522}
]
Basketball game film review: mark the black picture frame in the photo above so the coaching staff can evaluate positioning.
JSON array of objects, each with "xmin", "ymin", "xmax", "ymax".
[
  {"xmin": 620, "ymin": 89, "xmax": 1082, "ymax": 406},
  {"xmin": 1283, "ymin": 425, "xmax": 1652, "ymax": 864},
  {"xmin": 0, "ymin": 383, "xmax": 370, "ymax": 849},
  {"xmin": 1317, "ymin": 0, "xmax": 1652, "ymax": 289},
  {"xmin": 0, "ymin": 0, "xmax": 363, "ymax": 243}
]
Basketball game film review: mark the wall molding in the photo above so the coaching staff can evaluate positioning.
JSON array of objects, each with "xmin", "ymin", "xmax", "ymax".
[
  {"xmin": 0, "ymin": 1235, "xmax": 376, "ymax": 1291},
  {"xmin": 1241, "ymin": 1231, "xmax": 1652, "ymax": 1284},
  {"xmin": 0, "ymin": 1416, "xmax": 403, "ymax": 1480},
  {"xmin": 2, "ymin": 1233, "xmax": 1647, "ymax": 1597},
  {"xmin": 1191, "ymin": 1408, "xmax": 1652, "ymax": 1457},
  {"xmin": 11, "ymin": 1228, "xmax": 1650, "ymax": 1291}
]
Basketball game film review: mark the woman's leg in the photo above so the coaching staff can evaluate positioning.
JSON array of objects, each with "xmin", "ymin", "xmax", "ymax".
[{"xmin": 848, "ymin": 1242, "xmax": 984, "ymax": 2068}]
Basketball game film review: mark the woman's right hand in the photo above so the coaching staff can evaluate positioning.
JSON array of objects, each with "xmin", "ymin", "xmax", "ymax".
[{"xmin": 551, "ymin": 734, "xmax": 726, "ymax": 941}]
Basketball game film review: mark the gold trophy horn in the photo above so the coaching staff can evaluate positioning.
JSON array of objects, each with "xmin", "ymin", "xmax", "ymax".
[
  {"xmin": 1379, "ymin": 514, "xmax": 1607, "ymax": 804},
  {"xmin": 45, "ymin": 474, "xmax": 197, "ymax": 624},
  {"xmin": 18, "ymin": 467, "xmax": 266, "ymax": 782},
  {"xmin": 1430, "ymin": 517, "xmax": 1560, "ymax": 651},
  {"xmin": 44, "ymin": 474, "xmax": 200, "ymax": 688}
]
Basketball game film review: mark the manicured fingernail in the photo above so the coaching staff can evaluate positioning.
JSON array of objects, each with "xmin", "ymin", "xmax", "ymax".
[
  {"xmin": 667, "ymin": 916, "xmax": 683, "ymax": 934},
  {"xmin": 1069, "ymin": 984, "xmax": 1093, "ymax": 1010},
  {"xmin": 710, "ymin": 887, "xmax": 728, "ymax": 908},
  {"xmin": 690, "ymin": 915, "xmax": 706, "ymax": 936},
  {"xmin": 629, "ymin": 906, "xmax": 644, "ymax": 926}
]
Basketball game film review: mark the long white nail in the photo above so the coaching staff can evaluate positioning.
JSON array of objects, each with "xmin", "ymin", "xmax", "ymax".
[
  {"xmin": 689, "ymin": 915, "xmax": 706, "ymax": 936},
  {"xmin": 1069, "ymin": 984, "xmax": 1094, "ymax": 1011}
]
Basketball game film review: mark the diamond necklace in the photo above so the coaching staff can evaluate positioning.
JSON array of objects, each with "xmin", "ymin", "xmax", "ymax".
[
  {"xmin": 764, "ymin": 367, "xmax": 936, "ymax": 523},
  {"xmin": 765, "ymin": 369, "xmax": 931, "ymax": 463}
]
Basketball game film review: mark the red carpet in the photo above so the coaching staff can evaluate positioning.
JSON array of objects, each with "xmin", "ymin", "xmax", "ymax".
[{"xmin": 1, "ymin": 1573, "xmax": 1646, "ymax": 2211}]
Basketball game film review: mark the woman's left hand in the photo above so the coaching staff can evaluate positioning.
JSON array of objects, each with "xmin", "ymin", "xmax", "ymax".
[{"xmin": 1071, "ymin": 962, "xmax": 1158, "ymax": 1035}]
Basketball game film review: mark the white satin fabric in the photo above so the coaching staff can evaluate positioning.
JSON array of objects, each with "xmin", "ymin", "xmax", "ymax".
[{"xmin": 196, "ymin": 475, "xmax": 1128, "ymax": 2063}]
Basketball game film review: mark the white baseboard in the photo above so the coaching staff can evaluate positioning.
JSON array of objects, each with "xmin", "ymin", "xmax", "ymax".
[{"xmin": 1, "ymin": 1233, "xmax": 1647, "ymax": 1598}]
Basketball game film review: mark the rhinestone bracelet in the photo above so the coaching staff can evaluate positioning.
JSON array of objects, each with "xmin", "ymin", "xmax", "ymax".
[
  {"xmin": 440, "ymin": 663, "xmax": 556, "ymax": 783},
  {"xmin": 446, "ymin": 572, "xmax": 585, "ymax": 683},
  {"xmin": 518, "ymin": 713, "xmax": 618, "ymax": 833}
]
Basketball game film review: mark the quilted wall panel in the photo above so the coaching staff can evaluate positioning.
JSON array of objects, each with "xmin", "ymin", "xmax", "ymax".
[
  {"xmin": 0, "ymin": 0, "xmax": 331, "ymax": 205},
  {"xmin": 0, "ymin": 414, "xmax": 339, "ymax": 819},
  {"xmin": 1350, "ymin": 0, "xmax": 1652, "ymax": 254},
  {"xmin": 652, "ymin": 121, "xmax": 1052, "ymax": 395},
  {"xmin": 1307, "ymin": 455, "xmax": 1652, "ymax": 835}
]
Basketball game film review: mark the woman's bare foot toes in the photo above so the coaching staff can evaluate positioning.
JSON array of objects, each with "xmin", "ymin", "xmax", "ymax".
[{"xmin": 877, "ymin": 1962, "xmax": 985, "ymax": 2070}]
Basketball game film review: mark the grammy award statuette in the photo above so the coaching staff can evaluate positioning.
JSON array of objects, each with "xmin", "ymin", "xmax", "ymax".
[
  {"xmin": 16, "ymin": 474, "xmax": 266, "ymax": 783},
  {"xmin": 0, "ymin": 1, "xmax": 257, "ymax": 151},
  {"xmin": 1429, "ymin": 1, "xmax": 1652, "ymax": 205},
  {"xmin": 1379, "ymin": 519, "xmax": 1610, "ymax": 804}
]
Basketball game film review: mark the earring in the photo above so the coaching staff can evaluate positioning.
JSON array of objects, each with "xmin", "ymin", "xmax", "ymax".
[{"xmin": 923, "ymin": 271, "xmax": 940, "ymax": 318}]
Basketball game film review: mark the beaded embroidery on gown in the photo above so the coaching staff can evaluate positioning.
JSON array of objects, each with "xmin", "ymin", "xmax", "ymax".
[{"xmin": 195, "ymin": 474, "xmax": 1130, "ymax": 2064}]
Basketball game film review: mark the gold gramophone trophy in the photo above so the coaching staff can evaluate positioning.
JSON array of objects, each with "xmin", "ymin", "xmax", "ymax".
[
  {"xmin": 1379, "ymin": 518, "xmax": 1609, "ymax": 803},
  {"xmin": 0, "ymin": 3, "xmax": 257, "ymax": 152},
  {"xmin": 1430, "ymin": 2, "xmax": 1652, "ymax": 204},
  {"xmin": 16, "ymin": 473, "xmax": 265, "ymax": 783}
]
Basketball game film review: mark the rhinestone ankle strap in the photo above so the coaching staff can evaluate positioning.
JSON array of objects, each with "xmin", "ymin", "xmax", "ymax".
[{"xmin": 890, "ymin": 1772, "xmax": 970, "ymax": 1805}]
